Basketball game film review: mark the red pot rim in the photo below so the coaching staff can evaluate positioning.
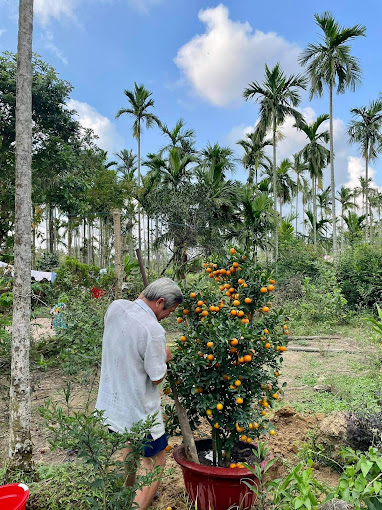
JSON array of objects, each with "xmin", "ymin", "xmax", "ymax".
[{"xmin": 173, "ymin": 440, "xmax": 269, "ymax": 479}]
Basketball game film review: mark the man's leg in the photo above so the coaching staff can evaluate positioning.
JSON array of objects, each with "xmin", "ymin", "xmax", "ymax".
[{"xmin": 133, "ymin": 449, "xmax": 166, "ymax": 510}]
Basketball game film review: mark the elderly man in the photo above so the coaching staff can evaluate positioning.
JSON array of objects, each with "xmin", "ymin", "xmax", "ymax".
[{"xmin": 96, "ymin": 277, "xmax": 183, "ymax": 510}]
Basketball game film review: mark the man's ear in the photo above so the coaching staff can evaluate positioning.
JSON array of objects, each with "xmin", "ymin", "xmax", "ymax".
[{"xmin": 156, "ymin": 297, "xmax": 165, "ymax": 307}]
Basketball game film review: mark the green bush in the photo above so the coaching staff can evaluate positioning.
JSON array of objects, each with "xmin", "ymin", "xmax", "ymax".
[
  {"xmin": 337, "ymin": 244, "xmax": 382, "ymax": 310},
  {"xmin": 35, "ymin": 252, "xmax": 59, "ymax": 271},
  {"xmin": 54, "ymin": 258, "xmax": 104, "ymax": 294}
]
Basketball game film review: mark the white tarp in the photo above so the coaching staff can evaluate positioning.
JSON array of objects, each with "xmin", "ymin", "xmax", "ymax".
[{"xmin": 0, "ymin": 261, "xmax": 57, "ymax": 282}]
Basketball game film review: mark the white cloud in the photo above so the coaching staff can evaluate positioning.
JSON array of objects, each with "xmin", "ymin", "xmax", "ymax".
[
  {"xmin": 34, "ymin": 0, "xmax": 78, "ymax": 26},
  {"xmin": 0, "ymin": 29, "xmax": 6, "ymax": 37},
  {"xmin": 68, "ymin": 99, "xmax": 124, "ymax": 155},
  {"xmin": 127, "ymin": 0, "xmax": 164, "ymax": 15},
  {"xmin": 175, "ymin": 4, "xmax": 302, "ymax": 107},
  {"xmin": 41, "ymin": 30, "xmax": 68, "ymax": 64}
]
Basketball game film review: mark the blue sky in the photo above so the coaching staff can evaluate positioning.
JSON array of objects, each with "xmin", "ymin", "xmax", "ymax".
[{"xmin": 1, "ymin": 0, "xmax": 382, "ymax": 192}]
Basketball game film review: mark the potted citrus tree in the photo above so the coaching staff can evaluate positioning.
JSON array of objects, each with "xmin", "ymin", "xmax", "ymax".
[{"xmin": 165, "ymin": 247, "xmax": 289, "ymax": 509}]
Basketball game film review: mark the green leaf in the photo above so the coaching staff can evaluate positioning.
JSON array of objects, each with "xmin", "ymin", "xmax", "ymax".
[
  {"xmin": 361, "ymin": 460, "xmax": 374, "ymax": 478},
  {"xmin": 373, "ymin": 481, "xmax": 381, "ymax": 495}
]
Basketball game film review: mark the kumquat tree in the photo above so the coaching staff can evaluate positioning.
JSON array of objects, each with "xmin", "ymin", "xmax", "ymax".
[{"xmin": 165, "ymin": 247, "xmax": 289, "ymax": 467}]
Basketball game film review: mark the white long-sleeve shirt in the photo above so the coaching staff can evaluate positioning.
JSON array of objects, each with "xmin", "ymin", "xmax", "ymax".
[{"xmin": 95, "ymin": 299, "xmax": 167, "ymax": 439}]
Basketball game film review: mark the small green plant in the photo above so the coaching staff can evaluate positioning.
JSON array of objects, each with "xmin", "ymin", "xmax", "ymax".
[
  {"xmin": 40, "ymin": 399, "xmax": 163, "ymax": 510},
  {"xmin": 328, "ymin": 446, "xmax": 382, "ymax": 510},
  {"xmin": 243, "ymin": 442, "xmax": 329, "ymax": 510}
]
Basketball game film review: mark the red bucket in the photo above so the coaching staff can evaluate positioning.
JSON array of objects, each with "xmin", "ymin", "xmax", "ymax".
[{"xmin": 0, "ymin": 483, "xmax": 30, "ymax": 510}]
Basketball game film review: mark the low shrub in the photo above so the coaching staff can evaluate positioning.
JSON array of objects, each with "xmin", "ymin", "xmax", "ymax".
[
  {"xmin": 337, "ymin": 244, "xmax": 382, "ymax": 310},
  {"xmin": 35, "ymin": 252, "xmax": 59, "ymax": 271}
]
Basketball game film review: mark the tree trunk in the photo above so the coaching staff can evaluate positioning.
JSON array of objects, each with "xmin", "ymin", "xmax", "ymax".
[
  {"xmin": 295, "ymin": 190, "xmax": 299, "ymax": 234},
  {"xmin": 137, "ymin": 128, "xmax": 142, "ymax": 252},
  {"xmin": 49, "ymin": 204, "xmax": 54, "ymax": 254},
  {"xmin": 31, "ymin": 205, "xmax": 36, "ymax": 268},
  {"xmin": 147, "ymin": 214, "xmax": 150, "ymax": 269},
  {"xmin": 8, "ymin": 0, "xmax": 34, "ymax": 473},
  {"xmin": 329, "ymin": 84, "xmax": 337, "ymax": 260},
  {"xmin": 313, "ymin": 175, "xmax": 317, "ymax": 250},
  {"xmin": 365, "ymin": 149, "xmax": 369, "ymax": 242},
  {"xmin": 272, "ymin": 114, "xmax": 278, "ymax": 262},
  {"xmin": 87, "ymin": 219, "xmax": 91, "ymax": 265},
  {"xmin": 67, "ymin": 215, "xmax": 72, "ymax": 257},
  {"xmin": 340, "ymin": 213, "xmax": 344, "ymax": 253},
  {"xmin": 113, "ymin": 210, "xmax": 122, "ymax": 299}
]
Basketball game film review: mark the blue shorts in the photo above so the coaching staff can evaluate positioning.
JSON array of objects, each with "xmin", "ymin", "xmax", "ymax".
[{"xmin": 108, "ymin": 429, "xmax": 168, "ymax": 458}]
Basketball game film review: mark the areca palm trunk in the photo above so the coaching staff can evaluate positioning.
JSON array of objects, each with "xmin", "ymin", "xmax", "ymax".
[
  {"xmin": 295, "ymin": 190, "xmax": 299, "ymax": 234},
  {"xmin": 312, "ymin": 175, "xmax": 317, "ymax": 249},
  {"xmin": 365, "ymin": 147, "xmax": 369, "ymax": 242},
  {"xmin": 329, "ymin": 84, "xmax": 338, "ymax": 260},
  {"xmin": 137, "ymin": 126, "xmax": 142, "ymax": 253},
  {"xmin": 272, "ymin": 114, "xmax": 278, "ymax": 261}
]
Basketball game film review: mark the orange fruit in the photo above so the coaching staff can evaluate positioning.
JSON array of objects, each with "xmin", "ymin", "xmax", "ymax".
[
  {"xmin": 261, "ymin": 410, "xmax": 267, "ymax": 416},
  {"xmin": 216, "ymin": 403, "xmax": 223, "ymax": 410},
  {"xmin": 280, "ymin": 346, "xmax": 287, "ymax": 352},
  {"xmin": 243, "ymin": 283, "xmax": 248, "ymax": 288},
  {"xmin": 244, "ymin": 297, "xmax": 252, "ymax": 304},
  {"xmin": 238, "ymin": 356, "xmax": 244, "ymax": 363},
  {"xmin": 246, "ymin": 437, "xmax": 252, "ymax": 443},
  {"xmin": 230, "ymin": 338, "xmax": 239, "ymax": 346},
  {"xmin": 230, "ymin": 309, "xmax": 238, "ymax": 316},
  {"xmin": 238, "ymin": 310, "xmax": 245, "ymax": 317},
  {"xmin": 269, "ymin": 430, "xmax": 275, "ymax": 436},
  {"xmin": 223, "ymin": 375, "xmax": 230, "ymax": 381},
  {"xmin": 244, "ymin": 354, "xmax": 252, "ymax": 362},
  {"xmin": 202, "ymin": 310, "xmax": 209, "ymax": 317},
  {"xmin": 265, "ymin": 343, "xmax": 271, "ymax": 349},
  {"xmin": 274, "ymin": 371, "xmax": 279, "ymax": 377},
  {"xmin": 236, "ymin": 422, "xmax": 244, "ymax": 432},
  {"xmin": 236, "ymin": 397, "xmax": 243, "ymax": 404},
  {"xmin": 177, "ymin": 317, "xmax": 183, "ymax": 323},
  {"xmin": 183, "ymin": 309, "xmax": 189, "ymax": 315},
  {"xmin": 219, "ymin": 285, "xmax": 225, "ymax": 291},
  {"xmin": 238, "ymin": 279, "xmax": 244, "ymax": 285},
  {"xmin": 190, "ymin": 292, "xmax": 196, "ymax": 298},
  {"xmin": 230, "ymin": 248, "xmax": 236, "ymax": 254},
  {"xmin": 214, "ymin": 423, "xmax": 219, "ymax": 429},
  {"xmin": 230, "ymin": 347, "xmax": 237, "ymax": 353},
  {"xmin": 197, "ymin": 300, "xmax": 204, "ymax": 307},
  {"xmin": 195, "ymin": 307, "xmax": 202, "ymax": 313},
  {"xmin": 234, "ymin": 380, "xmax": 241, "ymax": 387},
  {"xmin": 283, "ymin": 324, "xmax": 288, "ymax": 330},
  {"xmin": 207, "ymin": 341, "xmax": 213, "ymax": 348},
  {"xmin": 206, "ymin": 409, "xmax": 212, "ymax": 416},
  {"xmin": 260, "ymin": 287, "xmax": 268, "ymax": 294},
  {"xmin": 269, "ymin": 279, "xmax": 276, "ymax": 284},
  {"xmin": 267, "ymin": 284, "xmax": 274, "ymax": 292},
  {"xmin": 165, "ymin": 445, "xmax": 172, "ymax": 452},
  {"xmin": 233, "ymin": 262, "xmax": 239, "ymax": 268},
  {"xmin": 229, "ymin": 287, "xmax": 235, "ymax": 294},
  {"xmin": 224, "ymin": 283, "xmax": 230, "ymax": 289},
  {"xmin": 207, "ymin": 354, "xmax": 214, "ymax": 361},
  {"xmin": 240, "ymin": 435, "xmax": 247, "ymax": 441},
  {"xmin": 230, "ymin": 463, "xmax": 236, "ymax": 469},
  {"xmin": 262, "ymin": 306, "xmax": 270, "ymax": 313},
  {"xmin": 253, "ymin": 422, "xmax": 259, "ymax": 429},
  {"xmin": 272, "ymin": 393, "xmax": 278, "ymax": 399},
  {"xmin": 206, "ymin": 267, "xmax": 212, "ymax": 273},
  {"xmin": 233, "ymin": 300, "xmax": 240, "ymax": 306},
  {"xmin": 180, "ymin": 336, "xmax": 186, "ymax": 342},
  {"xmin": 241, "ymin": 318, "xmax": 249, "ymax": 324}
]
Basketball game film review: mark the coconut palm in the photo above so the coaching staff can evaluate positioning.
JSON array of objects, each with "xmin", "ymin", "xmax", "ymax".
[
  {"xmin": 243, "ymin": 63, "xmax": 307, "ymax": 260},
  {"xmin": 348, "ymin": 99, "xmax": 382, "ymax": 240},
  {"xmin": 295, "ymin": 114, "xmax": 330, "ymax": 250},
  {"xmin": 336, "ymin": 186, "xmax": 357, "ymax": 251},
  {"xmin": 237, "ymin": 131, "xmax": 272, "ymax": 185},
  {"xmin": 292, "ymin": 152, "xmax": 309, "ymax": 233},
  {"xmin": 116, "ymin": 83, "xmax": 161, "ymax": 251},
  {"xmin": 299, "ymin": 12, "xmax": 366, "ymax": 259}
]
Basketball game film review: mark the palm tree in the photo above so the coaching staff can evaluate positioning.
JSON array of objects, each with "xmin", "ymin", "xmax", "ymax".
[
  {"xmin": 243, "ymin": 63, "xmax": 307, "ymax": 260},
  {"xmin": 336, "ymin": 186, "xmax": 357, "ymax": 251},
  {"xmin": 199, "ymin": 143, "xmax": 235, "ymax": 179},
  {"xmin": 343, "ymin": 211, "xmax": 366, "ymax": 245},
  {"xmin": 358, "ymin": 176, "xmax": 373, "ymax": 216},
  {"xmin": 9, "ymin": 0, "xmax": 34, "ymax": 472},
  {"xmin": 116, "ymin": 83, "xmax": 161, "ymax": 251},
  {"xmin": 264, "ymin": 159, "xmax": 296, "ymax": 218},
  {"xmin": 295, "ymin": 114, "xmax": 330, "ymax": 250},
  {"xmin": 348, "ymin": 99, "xmax": 382, "ymax": 240},
  {"xmin": 317, "ymin": 186, "xmax": 332, "ymax": 221},
  {"xmin": 160, "ymin": 118, "xmax": 196, "ymax": 156},
  {"xmin": 292, "ymin": 153, "xmax": 308, "ymax": 233},
  {"xmin": 301, "ymin": 177, "xmax": 312, "ymax": 238},
  {"xmin": 299, "ymin": 12, "xmax": 366, "ymax": 259},
  {"xmin": 237, "ymin": 131, "xmax": 272, "ymax": 186}
]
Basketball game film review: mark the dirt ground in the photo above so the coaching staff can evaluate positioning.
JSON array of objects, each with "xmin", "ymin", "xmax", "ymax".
[{"xmin": 0, "ymin": 320, "xmax": 375, "ymax": 509}]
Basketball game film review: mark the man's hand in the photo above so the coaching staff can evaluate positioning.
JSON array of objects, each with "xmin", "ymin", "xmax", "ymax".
[{"xmin": 165, "ymin": 346, "xmax": 172, "ymax": 363}]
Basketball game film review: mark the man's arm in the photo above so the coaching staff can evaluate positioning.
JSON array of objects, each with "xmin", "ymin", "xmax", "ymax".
[{"xmin": 152, "ymin": 346, "xmax": 172, "ymax": 385}]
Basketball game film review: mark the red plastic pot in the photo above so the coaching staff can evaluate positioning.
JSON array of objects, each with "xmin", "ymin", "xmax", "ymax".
[
  {"xmin": 173, "ymin": 439, "xmax": 267, "ymax": 510},
  {"xmin": 0, "ymin": 483, "xmax": 30, "ymax": 510}
]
